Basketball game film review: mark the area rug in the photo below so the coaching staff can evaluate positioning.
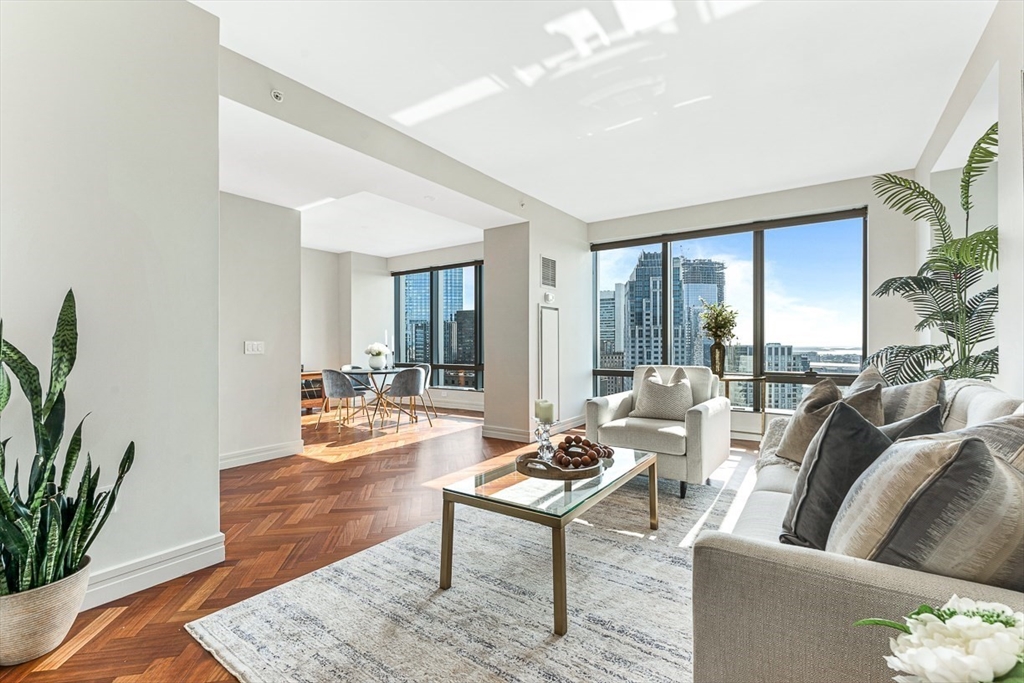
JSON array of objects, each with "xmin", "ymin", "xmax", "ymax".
[{"xmin": 187, "ymin": 472, "xmax": 744, "ymax": 683}]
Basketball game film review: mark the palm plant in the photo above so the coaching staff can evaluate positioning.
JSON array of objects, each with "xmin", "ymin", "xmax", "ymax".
[
  {"xmin": 867, "ymin": 123, "xmax": 999, "ymax": 384},
  {"xmin": 0, "ymin": 290, "xmax": 134, "ymax": 594}
]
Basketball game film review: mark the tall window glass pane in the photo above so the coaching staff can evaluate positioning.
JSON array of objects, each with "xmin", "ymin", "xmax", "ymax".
[
  {"xmin": 438, "ymin": 266, "xmax": 477, "ymax": 388},
  {"xmin": 669, "ymin": 234, "xmax": 754, "ymax": 408},
  {"xmin": 764, "ymin": 218, "xmax": 863, "ymax": 410},
  {"xmin": 397, "ymin": 272, "xmax": 431, "ymax": 364},
  {"xmin": 595, "ymin": 246, "xmax": 662, "ymax": 396}
]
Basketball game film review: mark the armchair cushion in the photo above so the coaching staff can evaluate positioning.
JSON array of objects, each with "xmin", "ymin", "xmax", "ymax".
[
  {"xmin": 597, "ymin": 417, "xmax": 687, "ymax": 456},
  {"xmin": 629, "ymin": 366, "xmax": 693, "ymax": 421}
]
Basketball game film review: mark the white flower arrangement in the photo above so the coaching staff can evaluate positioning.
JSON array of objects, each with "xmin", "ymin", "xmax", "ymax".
[
  {"xmin": 364, "ymin": 342, "xmax": 389, "ymax": 357},
  {"xmin": 857, "ymin": 595, "xmax": 1024, "ymax": 683}
]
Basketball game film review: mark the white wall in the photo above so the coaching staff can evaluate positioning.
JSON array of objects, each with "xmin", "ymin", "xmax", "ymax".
[
  {"xmin": 301, "ymin": 247, "xmax": 342, "ymax": 372},
  {"xmin": 589, "ymin": 174, "xmax": 921, "ymax": 356},
  {"xmin": 915, "ymin": 0, "xmax": 1024, "ymax": 396},
  {"xmin": 387, "ymin": 242, "xmax": 483, "ymax": 273},
  {"xmin": 219, "ymin": 193, "xmax": 303, "ymax": 469},
  {"xmin": 341, "ymin": 252, "xmax": 393, "ymax": 365},
  {"xmin": 0, "ymin": 0, "xmax": 223, "ymax": 608},
  {"xmin": 483, "ymin": 224, "xmax": 533, "ymax": 440},
  {"xmin": 529, "ymin": 218, "xmax": 592, "ymax": 429}
]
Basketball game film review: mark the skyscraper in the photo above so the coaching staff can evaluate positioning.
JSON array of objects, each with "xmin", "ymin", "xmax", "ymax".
[
  {"xmin": 624, "ymin": 250, "xmax": 664, "ymax": 367},
  {"xmin": 401, "ymin": 268, "xmax": 465, "ymax": 363},
  {"xmin": 598, "ymin": 290, "xmax": 616, "ymax": 354},
  {"xmin": 674, "ymin": 257, "xmax": 726, "ymax": 366}
]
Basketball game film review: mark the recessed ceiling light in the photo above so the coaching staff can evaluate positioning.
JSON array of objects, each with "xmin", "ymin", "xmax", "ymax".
[{"xmin": 295, "ymin": 197, "xmax": 337, "ymax": 211}]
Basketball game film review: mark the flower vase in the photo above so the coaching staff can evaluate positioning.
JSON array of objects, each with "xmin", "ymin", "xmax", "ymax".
[
  {"xmin": 368, "ymin": 354, "xmax": 386, "ymax": 370},
  {"xmin": 710, "ymin": 340, "xmax": 726, "ymax": 378}
]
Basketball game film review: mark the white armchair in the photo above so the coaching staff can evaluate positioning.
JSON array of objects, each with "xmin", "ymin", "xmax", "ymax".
[{"xmin": 585, "ymin": 365, "xmax": 732, "ymax": 498}]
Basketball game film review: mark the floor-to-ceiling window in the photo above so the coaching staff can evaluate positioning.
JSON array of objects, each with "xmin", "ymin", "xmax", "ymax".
[
  {"xmin": 395, "ymin": 262, "xmax": 483, "ymax": 390},
  {"xmin": 592, "ymin": 210, "xmax": 866, "ymax": 412}
]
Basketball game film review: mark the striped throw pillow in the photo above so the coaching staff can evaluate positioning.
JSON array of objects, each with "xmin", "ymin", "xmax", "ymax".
[{"xmin": 827, "ymin": 435, "xmax": 1024, "ymax": 591}]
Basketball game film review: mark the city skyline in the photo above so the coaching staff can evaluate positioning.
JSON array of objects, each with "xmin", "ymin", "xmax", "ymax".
[{"xmin": 597, "ymin": 218, "xmax": 864, "ymax": 349}]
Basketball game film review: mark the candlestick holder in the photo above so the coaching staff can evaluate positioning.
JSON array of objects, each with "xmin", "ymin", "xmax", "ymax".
[{"xmin": 534, "ymin": 418, "xmax": 556, "ymax": 461}]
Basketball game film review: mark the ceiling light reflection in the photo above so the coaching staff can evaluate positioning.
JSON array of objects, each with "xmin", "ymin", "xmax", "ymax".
[
  {"xmin": 672, "ymin": 95, "xmax": 712, "ymax": 109},
  {"xmin": 604, "ymin": 117, "xmax": 643, "ymax": 132},
  {"xmin": 391, "ymin": 75, "xmax": 507, "ymax": 127}
]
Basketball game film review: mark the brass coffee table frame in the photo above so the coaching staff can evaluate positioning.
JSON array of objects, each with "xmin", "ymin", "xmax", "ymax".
[{"xmin": 439, "ymin": 454, "xmax": 658, "ymax": 635}]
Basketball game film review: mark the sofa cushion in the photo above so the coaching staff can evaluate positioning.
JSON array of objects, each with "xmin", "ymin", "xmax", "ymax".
[
  {"xmin": 731, "ymin": 490, "xmax": 791, "ymax": 543},
  {"xmin": 942, "ymin": 414, "xmax": 1024, "ymax": 464},
  {"xmin": 597, "ymin": 417, "xmax": 686, "ymax": 455},
  {"xmin": 878, "ymin": 404, "xmax": 944, "ymax": 441},
  {"xmin": 629, "ymin": 367, "xmax": 693, "ymax": 421},
  {"xmin": 849, "ymin": 366, "xmax": 945, "ymax": 424},
  {"xmin": 753, "ymin": 463, "xmax": 800, "ymax": 494},
  {"xmin": 781, "ymin": 403, "xmax": 893, "ymax": 550},
  {"xmin": 776, "ymin": 381, "xmax": 883, "ymax": 464},
  {"xmin": 943, "ymin": 379, "xmax": 1023, "ymax": 430},
  {"xmin": 827, "ymin": 435, "xmax": 1024, "ymax": 592}
]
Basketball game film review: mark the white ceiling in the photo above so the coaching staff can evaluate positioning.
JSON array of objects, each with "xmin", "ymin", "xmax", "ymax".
[
  {"xmin": 200, "ymin": 0, "xmax": 996, "ymax": 223},
  {"xmin": 219, "ymin": 97, "xmax": 520, "ymax": 256}
]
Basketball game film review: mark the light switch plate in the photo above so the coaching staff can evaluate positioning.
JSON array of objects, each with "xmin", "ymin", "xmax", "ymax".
[{"xmin": 244, "ymin": 341, "xmax": 265, "ymax": 355}]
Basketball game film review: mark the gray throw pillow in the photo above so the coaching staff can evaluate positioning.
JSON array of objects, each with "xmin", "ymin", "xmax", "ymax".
[
  {"xmin": 776, "ymin": 381, "xmax": 883, "ymax": 464},
  {"xmin": 781, "ymin": 403, "xmax": 893, "ymax": 550},
  {"xmin": 849, "ymin": 366, "xmax": 945, "ymax": 424},
  {"xmin": 827, "ymin": 435, "xmax": 1024, "ymax": 591},
  {"xmin": 879, "ymin": 404, "xmax": 944, "ymax": 441},
  {"xmin": 629, "ymin": 367, "xmax": 693, "ymax": 421}
]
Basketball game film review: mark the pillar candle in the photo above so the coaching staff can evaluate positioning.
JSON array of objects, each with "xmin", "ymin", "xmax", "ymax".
[{"xmin": 534, "ymin": 399, "xmax": 554, "ymax": 423}]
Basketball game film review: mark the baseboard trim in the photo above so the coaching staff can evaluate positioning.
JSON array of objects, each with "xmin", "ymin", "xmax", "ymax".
[
  {"xmin": 551, "ymin": 415, "xmax": 585, "ymax": 434},
  {"xmin": 482, "ymin": 415, "xmax": 585, "ymax": 443},
  {"xmin": 220, "ymin": 439, "xmax": 305, "ymax": 470},
  {"xmin": 731, "ymin": 431, "xmax": 763, "ymax": 443},
  {"xmin": 82, "ymin": 532, "xmax": 225, "ymax": 610},
  {"xmin": 481, "ymin": 425, "xmax": 532, "ymax": 442}
]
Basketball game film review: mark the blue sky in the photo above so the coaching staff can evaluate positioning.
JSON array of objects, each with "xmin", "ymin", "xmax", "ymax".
[{"xmin": 597, "ymin": 218, "xmax": 864, "ymax": 349}]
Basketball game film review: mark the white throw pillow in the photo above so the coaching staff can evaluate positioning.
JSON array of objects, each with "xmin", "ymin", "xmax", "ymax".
[{"xmin": 629, "ymin": 367, "xmax": 693, "ymax": 421}]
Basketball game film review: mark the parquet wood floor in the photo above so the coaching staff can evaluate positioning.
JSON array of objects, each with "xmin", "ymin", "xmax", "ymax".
[{"xmin": 1, "ymin": 408, "xmax": 524, "ymax": 683}]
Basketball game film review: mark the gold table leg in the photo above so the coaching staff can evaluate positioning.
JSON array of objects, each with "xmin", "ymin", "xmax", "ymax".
[
  {"xmin": 440, "ymin": 499, "xmax": 454, "ymax": 589},
  {"xmin": 649, "ymin": 459, "xmax": 659, "ymax": 530},
  {"xmin": 552, "ymin": 526, "xmax": 567, "ymax": 635}
]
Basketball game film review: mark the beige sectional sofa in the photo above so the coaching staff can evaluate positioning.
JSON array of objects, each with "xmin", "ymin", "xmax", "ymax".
[{"xmin": 692, "ymin": 380, "xmax": 1024, "ymax": 683}]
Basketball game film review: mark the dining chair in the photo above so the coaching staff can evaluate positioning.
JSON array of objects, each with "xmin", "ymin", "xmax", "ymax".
[
  {"xmin": 384, "ymin": 367, "xmax": 431, "ymax": 433},
  {"xmin": 318, "ymin": 369, "xmax": 371, "ymax": 431},
  {"xmin": 413, "ymin": 362, "xmax": 439, "ymax": 419}
]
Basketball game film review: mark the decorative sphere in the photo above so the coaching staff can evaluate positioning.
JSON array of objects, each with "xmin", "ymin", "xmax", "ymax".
[
  {"xmin": 571, "ymin": 457, "xmax": 582, "ymax": 467},
  {"xmin": 573, "ymin": 435, "xmax": 583, "ymax": 444},
  {"xmin": 581, "ymin": 456, "xmax": 592, "ymax": 466}
]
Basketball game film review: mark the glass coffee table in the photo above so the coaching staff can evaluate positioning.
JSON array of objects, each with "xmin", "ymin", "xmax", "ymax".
[{"xmin": 440, "ymin": 449, "xmax": 657, "ymax": 635}]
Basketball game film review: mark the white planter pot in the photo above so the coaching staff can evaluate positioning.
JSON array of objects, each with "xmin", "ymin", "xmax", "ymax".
[
  {"xmin": 0, "ymin": 556, "xmax": 91, "ymax": 666},
  {"xmin": 368, "ymin": 355, "xmax": 386, "ymax": 370}
]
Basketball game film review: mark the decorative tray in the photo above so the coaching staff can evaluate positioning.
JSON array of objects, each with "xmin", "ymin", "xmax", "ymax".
[{"xmin": 515, "ymin": 438, "xmax": 614, "ymax": 481}]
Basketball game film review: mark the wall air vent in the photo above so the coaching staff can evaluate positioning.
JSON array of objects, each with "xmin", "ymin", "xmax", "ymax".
[{"xmin": 541, "ymin": 256, "xmax": 557, "ymax": 288}]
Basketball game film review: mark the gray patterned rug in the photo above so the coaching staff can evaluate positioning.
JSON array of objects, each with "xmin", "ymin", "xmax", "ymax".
[{"xmin": 187, "ymin": 472, "xmax": 744, "ymax": 683}]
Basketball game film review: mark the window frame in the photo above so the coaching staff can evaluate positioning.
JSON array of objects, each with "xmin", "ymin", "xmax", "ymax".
[
  {"xmin": 591, "ymin": 209, "xmax": 868, "ymax": 407},
  {"xmin": 393, "ymin": 260, "xmax": 484, "ymax": 391}
]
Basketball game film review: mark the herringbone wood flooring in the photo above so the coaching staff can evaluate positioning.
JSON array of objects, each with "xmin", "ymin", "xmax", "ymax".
[{"xmin": 1, "ymin": 408, "xmax": 525, "ymax": 683}]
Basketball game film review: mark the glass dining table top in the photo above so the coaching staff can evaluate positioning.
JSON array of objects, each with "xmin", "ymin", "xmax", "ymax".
[{"xmin": 444, "ymin": 448, "xmax": 654, "ymax": 519}]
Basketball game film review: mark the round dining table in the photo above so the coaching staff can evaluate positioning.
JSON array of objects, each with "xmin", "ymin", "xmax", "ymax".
[{"xmin": 341, "ymin": 366, "xmax": 420, "ymax": 428}]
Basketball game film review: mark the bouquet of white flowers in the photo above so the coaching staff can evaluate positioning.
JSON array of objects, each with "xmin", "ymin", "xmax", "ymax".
[
  {"xmin": 857, "ymin": 595, "xmax": 1024, "ymax": 683},
  {"xmin": 364, "ymin": 342, "xmax": 389, "ymax": 357}
]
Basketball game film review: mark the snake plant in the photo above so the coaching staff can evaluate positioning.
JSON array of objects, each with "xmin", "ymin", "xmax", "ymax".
[
  {"xmin": 0, "ymin": 290, "xmax": 134, "ymax": 594},
  {"xmin": 866, "ymin": 123, "xmax": 999, "ymax": 384}
]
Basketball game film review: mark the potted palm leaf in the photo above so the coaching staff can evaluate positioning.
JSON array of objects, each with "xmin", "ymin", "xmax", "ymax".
[
  {"xmin": 868, "ymin": 123, "xmax": 999, "ymax": 383},
  {"xmin": 0, "ymin": 290, "xmax": 134, "ymax": 665}
]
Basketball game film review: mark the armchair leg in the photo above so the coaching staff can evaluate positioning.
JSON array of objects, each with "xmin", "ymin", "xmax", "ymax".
[{"xmin": 680, "ymin": 481, "xmax": 687, "ymax": 499}]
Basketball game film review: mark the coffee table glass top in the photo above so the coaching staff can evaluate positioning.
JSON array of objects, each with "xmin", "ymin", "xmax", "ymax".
[{"xmin": 444, "ymin": 448, "xmax": 654, "ymax": 519}]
